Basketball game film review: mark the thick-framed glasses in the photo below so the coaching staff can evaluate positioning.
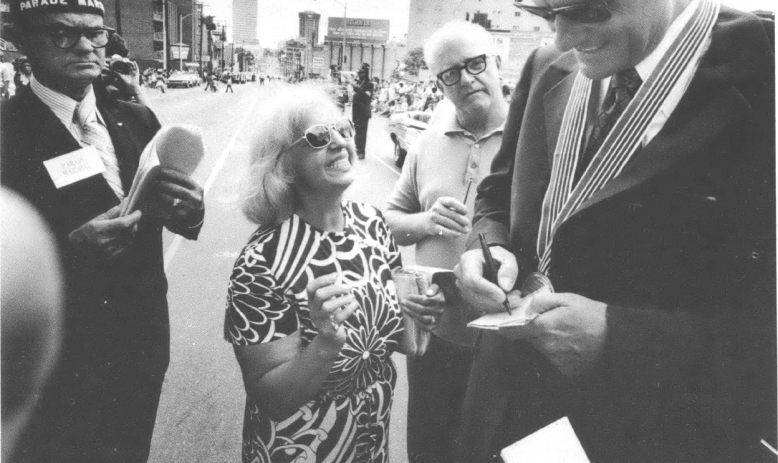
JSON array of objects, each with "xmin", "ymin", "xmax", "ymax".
[
  {"xmin": 514, "ymin": 1, "xmax": 611, "ymax": 23},
  {"xmin": 283, "ymin": 119, "xmax": 355, "ymax": 155},
  {"xmin": 27, "ymin": 24, "xmax": 115, "ymax": 50},
  {"xmin": 437, "ymin": 54, "xmax": 493, "ymax": 87}
]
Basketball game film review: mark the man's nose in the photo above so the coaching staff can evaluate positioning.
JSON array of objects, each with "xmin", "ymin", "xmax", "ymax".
[
  {"xmin": 72, "ymin": 34, "xmax": 96, "ymax": 53},
  {"xmin": 458, "ymin": 66, "xmax": 477, "ymax": 87}
]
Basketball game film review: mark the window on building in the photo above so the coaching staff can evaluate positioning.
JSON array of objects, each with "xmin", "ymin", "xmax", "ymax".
[
  {"xmin": 466, "ymin": 12, "xmax": 469, "ymax": 20},
  {"xmin": 515, "ymin": 11, "xmax": 521, "ymax": 17},
  {"xmin": 534, "ymin": 26, "xmax": 540, "ymax": 31}
]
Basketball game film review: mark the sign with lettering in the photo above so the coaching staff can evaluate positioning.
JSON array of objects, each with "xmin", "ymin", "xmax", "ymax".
[{"xmin": 326, "ymin": 17, "xmax": 390, "ymax": 43}]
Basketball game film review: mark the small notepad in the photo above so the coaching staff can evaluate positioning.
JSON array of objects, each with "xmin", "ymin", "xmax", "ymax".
[{"xmin": 501, "ymin": 417, "xmax": 591, "ymax": 463}]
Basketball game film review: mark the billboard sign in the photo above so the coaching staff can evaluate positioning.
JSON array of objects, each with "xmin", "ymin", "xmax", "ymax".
[
  {"xmin": 170, "ymin": 44, "xmax": 190, "ymax": 60},
  {"xmin": 327, "ymin": 17, "xmax": 390, "ymax": 43}
]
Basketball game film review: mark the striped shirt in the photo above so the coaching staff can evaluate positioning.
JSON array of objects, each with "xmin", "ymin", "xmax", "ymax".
[{"xmin": 30, "ymin": 75, "xmax": 112, "ymax": 147}]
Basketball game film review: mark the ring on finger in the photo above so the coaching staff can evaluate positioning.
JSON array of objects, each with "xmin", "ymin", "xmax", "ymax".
[
  {"xmin": 172, "ymin": 198, "xmax": 182, "ymax": 208},
  {"xmin": 329, "ymin": 314, "xmax": 341, "ymax": 330}
]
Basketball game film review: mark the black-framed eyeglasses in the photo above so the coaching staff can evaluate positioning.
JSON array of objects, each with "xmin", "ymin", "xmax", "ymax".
[
  {"xmin": 27, "ymin": 24, "xmax": 115, "ymax": 50},
  {"xmin": 514, "ymin": 1, "xmax": 611, "ymax": 23},
  {"xmin": 436, "ymin": 54, "xmax": 493, "ymax": 87},
  {"xmin": 282, "ymin": 119, "xmax": 355, "ymax": 156}
]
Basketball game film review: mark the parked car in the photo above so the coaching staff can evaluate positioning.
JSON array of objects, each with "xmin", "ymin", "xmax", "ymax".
[
  {"xmin": 387, "ymin": 111, "xmax": 431, "ymax": 168},
  {"xmin": 167, "ymin": 72, "xmax": 200, "ymax": 88}
]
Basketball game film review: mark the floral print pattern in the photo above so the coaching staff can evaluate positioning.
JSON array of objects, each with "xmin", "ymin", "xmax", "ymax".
[{"xmin": 225, "ymin": 201, "xmax": 404, "ymax": 462}]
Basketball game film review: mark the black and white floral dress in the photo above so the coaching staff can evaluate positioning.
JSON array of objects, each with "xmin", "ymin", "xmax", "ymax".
[{"xmin": 224, "ymin": 201, "xmax": 404, "ymax": 463}]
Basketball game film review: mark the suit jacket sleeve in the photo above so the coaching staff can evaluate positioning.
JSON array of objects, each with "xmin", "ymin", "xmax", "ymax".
[{"xmin": 468, "ymin": 48, "xmax": 540, "ymax": 252}]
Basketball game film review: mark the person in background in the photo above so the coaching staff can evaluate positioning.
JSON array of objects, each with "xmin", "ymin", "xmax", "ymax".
[
  {"xmin": 225, "ymin": 73, "xmax": 234, "ymax": 93},
  {"xmin": 100, "ymin": 33, "xmax": 151, "ymax": 107},
  {"xmin": 351, "ymin": 63, "xmax": 374, "ymax": 159},
  {"xmin": 384, "ymin": 21, "xmax": 509, "ymax": 463},
  {"xmin": 0, "ymin": 52, "xmax": 15, "ymax": 100},
  {"xmin": 455, "ymin": 0, "xmax": 775, "ymax": 461},
  {"xmin": 0, "ymin": 1, "xmax": 205, "ymax": 461},
  {"xmin": 225, "ymin": 83, "xmax": 428, "ymax": 462},
  {"xmin": 12, "ymin": 57, "xmax": 31, "ymax": 97}
]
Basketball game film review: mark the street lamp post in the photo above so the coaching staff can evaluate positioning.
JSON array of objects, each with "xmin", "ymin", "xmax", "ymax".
[{"xmin": 179, "ymin": 12, "xmax": 196, "ymax": 71}]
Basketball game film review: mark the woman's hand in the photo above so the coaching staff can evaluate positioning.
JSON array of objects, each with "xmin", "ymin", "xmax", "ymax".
[
  {"xmin": 399, "ymin": 283, "xmax": 446, "ymax": 331},
  {"xmin": 307, "ymin": 273, "xmax": 359, "ymax": 344}
]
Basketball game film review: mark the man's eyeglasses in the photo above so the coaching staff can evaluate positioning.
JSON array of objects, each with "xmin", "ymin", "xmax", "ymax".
[
  {"xmin": 284, "ymin": 119, "xmax": 355, "ymax": 154},
  {"xmin": 28, "ymin": 24, "xmax": 115, "ymax": 50},
  {"xmin": 514, "ymin": 1, "xmax": 611, "ymax": 24},
  {"xmin": 437, "ymin": 54, "xmax": 493, "ymax": 87}
]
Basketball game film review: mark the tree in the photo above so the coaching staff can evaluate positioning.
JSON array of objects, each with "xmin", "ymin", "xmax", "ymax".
[{"xmin": 403, "ymin": 47, "xmax": 426, "ymax": 77}]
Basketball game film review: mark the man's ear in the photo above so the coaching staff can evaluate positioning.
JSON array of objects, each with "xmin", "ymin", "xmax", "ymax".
[{"xmin": 494, "ymin": 55, "xmax": 502, "ymax": 71}]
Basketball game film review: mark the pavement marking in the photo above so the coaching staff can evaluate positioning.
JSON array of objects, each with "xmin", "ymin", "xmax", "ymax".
[
  {"xmin": 164, "ymin": 92, "xmax": 262, "ymax": 271},
  {"xmin": 368, "ymin": 151, "xmax": 401, "ymax": 177}
]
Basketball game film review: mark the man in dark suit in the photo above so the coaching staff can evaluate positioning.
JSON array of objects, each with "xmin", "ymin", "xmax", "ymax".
[
  {"xmin": 1, "ymin": 1, "xmax": 205, "ymax": 461},
  {"xmin": 455, "ymin": 0, "xmax": 775, "ymax": 462},
  {"xmin": 352, "ymin": 64, "xmax": 374, "ymax": 159}
]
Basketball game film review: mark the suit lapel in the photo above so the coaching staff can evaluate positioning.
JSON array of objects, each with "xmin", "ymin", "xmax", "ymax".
[
  {"xmin": 543, "ymin": 53, "xmax": 579, "ymax": 160},
  {"xmin": 570, "ymin": 57, "xmax": 750, "ymax": 218},
  {"xmin": 22, "ymin": 92, "xmax": 82, "ymax": 161},
  {"xmin": 99, "ymin": 101, "xmax": 142, "ymax": 192}
]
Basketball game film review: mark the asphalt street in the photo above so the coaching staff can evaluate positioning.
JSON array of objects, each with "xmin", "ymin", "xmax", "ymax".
[{"xmin": 143, "ymin": 81, "xmax": 414, "ymax": 462}]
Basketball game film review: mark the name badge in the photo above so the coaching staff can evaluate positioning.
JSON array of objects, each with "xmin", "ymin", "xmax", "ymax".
[{"xmin": 43, "ymin": 146, "xmax": 105, "ymax": 189}]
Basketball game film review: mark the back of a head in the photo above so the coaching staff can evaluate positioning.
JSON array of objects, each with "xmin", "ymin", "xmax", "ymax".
[{"xmin": 1, "ymin": 188, "xmax": 63, "ymax": 463}]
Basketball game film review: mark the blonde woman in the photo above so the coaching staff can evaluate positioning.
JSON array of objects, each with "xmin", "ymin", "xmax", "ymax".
[{"xmin": 224, "ymin": 84, "xmax": 431, "ymax": 462}]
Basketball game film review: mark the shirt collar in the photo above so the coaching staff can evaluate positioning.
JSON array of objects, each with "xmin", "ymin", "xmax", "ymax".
[
  {"xmin": 442, "ymin": 103, "xmax": 507, "ymax": 140},
  {"xmin": 633, "ymin": 0, "xmax": 697, "ymax": 81},
  {"xmin": 30, "ymin": 74, "xmax": 98, "ymax": 127}
]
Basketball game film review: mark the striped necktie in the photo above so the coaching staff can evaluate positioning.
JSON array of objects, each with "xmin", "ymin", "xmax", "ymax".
[
  {"xmin": 574, "ymin": 67, "xmax": 643, "ymax": 184},
  {"xmin": 73, "ymin": 103, "xmax": 125, "ymax": 199}
]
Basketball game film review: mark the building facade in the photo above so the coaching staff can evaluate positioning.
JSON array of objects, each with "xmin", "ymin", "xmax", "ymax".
[
  {"xmin": 233, "ymin": 0, "xmax": 259, "ymax": 46},
  {"xmin": 0, "ymin": 0, "xmax": 23, "ymax": 62},
  {"xmin": 299, "ymin": 11, "xmax": 321, "ymax": 46},
  {"xmin": 102, "ymin": 0, "xmax": 198, "ymax": 71}
]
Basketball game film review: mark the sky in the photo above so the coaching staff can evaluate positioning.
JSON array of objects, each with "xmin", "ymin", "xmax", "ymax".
[{"xmin": 202, "ymin": 0, "xmax": 775, "ymax": 48}]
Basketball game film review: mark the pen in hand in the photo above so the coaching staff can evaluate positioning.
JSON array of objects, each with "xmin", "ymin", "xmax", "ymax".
[{"xmin": 478, "ymin": 233, "xmax": 512, "ymax": 315}]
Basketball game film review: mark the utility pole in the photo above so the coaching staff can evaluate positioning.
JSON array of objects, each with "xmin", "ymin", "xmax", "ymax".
[
  {"xmin": 162, "ymin": 0, "xmax": 168, "ymax": 71},
  {"xmin": 114, "ymin": 0, "xmax": 122, "ymax": 35}
]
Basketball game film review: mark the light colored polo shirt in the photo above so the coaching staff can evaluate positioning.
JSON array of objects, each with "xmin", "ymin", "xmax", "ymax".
[{"xmin": 386, "ymin": 104, "xmax": 506, "ymax": 347}]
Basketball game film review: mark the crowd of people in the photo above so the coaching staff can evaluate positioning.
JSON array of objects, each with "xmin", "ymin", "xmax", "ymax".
[{"xmin": 1, "ymin": 1, "xmax": 775, "ymax": 463}]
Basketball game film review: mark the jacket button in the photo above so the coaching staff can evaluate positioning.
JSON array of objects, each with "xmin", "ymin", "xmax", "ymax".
[
  {"xmin": 704, "ymin": 196, "xmax": 718, "ymax": 202},
  {"xmin": 751, "ymin": 251, "xmax": 761, "ymax": 260},
  {"xmin": 628, "ymin": 202, "xmax": 644, "ymax": 211}
]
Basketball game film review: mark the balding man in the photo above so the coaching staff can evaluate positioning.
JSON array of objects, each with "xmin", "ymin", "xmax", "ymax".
[
  {"xmin": 455, "ymin": 0, "xmax": 775, "ymax": 462},
  {"xmin": 1, "ymin": 1, "xmax": 204, "ymax": 461},
  {"xmin": 384, "ymin": 21, "xmax": 508, "ymax": 463}
]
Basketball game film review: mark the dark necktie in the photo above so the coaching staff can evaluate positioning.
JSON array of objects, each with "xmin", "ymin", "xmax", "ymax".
[{"xmin": 574, "ymin": 67, "xmax": 642, "ymax": 184}]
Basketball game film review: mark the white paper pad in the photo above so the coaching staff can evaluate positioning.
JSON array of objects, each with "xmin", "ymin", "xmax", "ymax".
[
  {"xmin": 121, "ymin": 124, "xmax": 205, "ymax": 216},
  {"xmin": 501, "ymin": 417, "xmax": 591, "ymax": 463},
  {"xmin": 467, "ymin": 288, "xmax": 550, "ymax": 330}
]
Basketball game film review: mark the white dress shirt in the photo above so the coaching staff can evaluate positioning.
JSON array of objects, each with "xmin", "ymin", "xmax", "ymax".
[{"xmin": 598, "ymin": 0, "xmax": 711, "ymax": 147}]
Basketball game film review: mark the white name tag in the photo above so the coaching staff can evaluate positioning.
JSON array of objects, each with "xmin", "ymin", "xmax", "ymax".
[{"xmin": 43, "ymin": 146, "xmax": 105, "ymax": 189}]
